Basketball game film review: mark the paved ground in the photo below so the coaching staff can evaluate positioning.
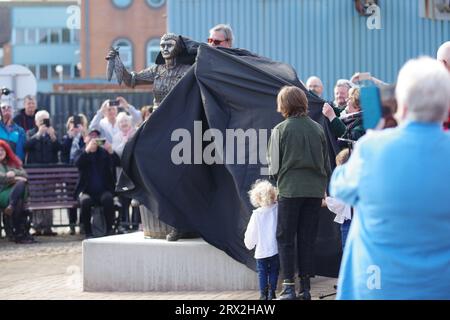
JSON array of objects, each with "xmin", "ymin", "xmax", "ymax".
[{"xmin": 0, "ymin": 230, "xmax": 337, "ymax": 300}]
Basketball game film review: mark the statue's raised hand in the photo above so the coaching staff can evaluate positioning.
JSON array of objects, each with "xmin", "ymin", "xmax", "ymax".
[
  {"xmin": 106, "ymin": 47, "xmax": 125, "ymax": 84},
  {"xmin": 106, "ymin": 47, "xmax": 120, "ymax": 61}
]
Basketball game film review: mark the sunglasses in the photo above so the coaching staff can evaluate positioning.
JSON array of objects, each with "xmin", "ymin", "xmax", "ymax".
[{"xmin": 207, "ymin": 38, "xmax": 228, "ymax": 46}]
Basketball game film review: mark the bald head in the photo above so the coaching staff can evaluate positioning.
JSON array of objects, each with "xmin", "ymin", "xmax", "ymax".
[
  {"xmin": 437, "ymin": 41, "xmax": 450, "ymax": 72},
  {"xmin": 306, "ymin": 76, "xmax": 324, "ymax": 97}
]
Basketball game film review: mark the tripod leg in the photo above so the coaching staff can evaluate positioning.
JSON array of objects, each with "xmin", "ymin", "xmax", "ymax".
[{"xmin": 319, "ymin": 292, "xmax": 337, "ymax": 299}]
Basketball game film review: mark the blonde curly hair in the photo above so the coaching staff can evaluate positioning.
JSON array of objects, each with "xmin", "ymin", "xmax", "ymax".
[{"xmin": 248, "ymin": 180, "xmax": 278, "ymax": 208}]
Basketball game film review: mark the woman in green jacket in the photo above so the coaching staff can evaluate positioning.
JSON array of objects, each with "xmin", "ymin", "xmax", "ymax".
[
  {"xmin": 322, "ymin": 87, "xmax": 365, "ymax": 144},
  {"xmin": 0, "ymin": 139, "xmax": 34, "ymax": 243},
  {"xmin": 268, "ymin": 86, "xmax": 330, "ymax": 300}
]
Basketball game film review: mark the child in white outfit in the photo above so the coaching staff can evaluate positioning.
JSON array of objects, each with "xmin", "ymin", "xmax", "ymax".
[
  {"xmin": 244, "ymin": 180, "xmax": 279, "ymax": 300},
  {"xmin": 326, "ymin": 148, "xmax": 353, "ymax": 249}
]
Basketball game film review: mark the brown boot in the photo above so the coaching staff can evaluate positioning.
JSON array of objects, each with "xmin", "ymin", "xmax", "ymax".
[{"xmin": 4, "ymin": 205, "xmax": 13, "ymax": 216}]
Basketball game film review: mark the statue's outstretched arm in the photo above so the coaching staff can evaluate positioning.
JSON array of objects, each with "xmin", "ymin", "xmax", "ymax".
[
  {"xmin": 130, "ymin": 66, "xmax": 157, "ymax": 87},
  {"xmin": 106, "ymin": 48, "xmax": 155, "ymax": 87}
]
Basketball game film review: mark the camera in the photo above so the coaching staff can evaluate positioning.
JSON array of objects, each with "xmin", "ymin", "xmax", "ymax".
[
  {"xmin": 73, "ymin": 115, "xmax": 82, "ymax": 127},
  {"xmin": 109, "ymin": 99, "xmax": 120, "ymax": 107},
  {"xmin": 95, "ymin": 138, "xmax": 106, "ymax": 146},
  {"xmin": 43, "ymin": 119, "xmax": 51, "ymax": 128},
  {"xmin": 1, "ymin": 87, "xmax": 13, "ymax": 96}
]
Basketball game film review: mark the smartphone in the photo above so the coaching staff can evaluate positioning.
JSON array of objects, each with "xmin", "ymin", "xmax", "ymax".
[
  {"xmin": 43, "ymin": 118, "xmax": 51, "ymax": 127},
  {"xmin": 95, "ymin": 138, "xmax": 106, "ymax": 146},
  {"xmin": 73, "ymin": 115, "xmax": 82, "ymax": 127},
  {"xmin": 109, "ymin": 99, "xmax": 120, "ymax": 107},
  {"xmin": 359, "ymin": 72, "xmax": 371, "ymax": 81},
  {"xmin": 360, "ymin": 86, "xmax": 382, "ymax": 130}
]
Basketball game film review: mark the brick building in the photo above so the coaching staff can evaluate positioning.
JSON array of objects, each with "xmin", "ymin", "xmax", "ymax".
[{"xmin": 81, "ymin": 0, "xmax": 167, "ymax": 80}]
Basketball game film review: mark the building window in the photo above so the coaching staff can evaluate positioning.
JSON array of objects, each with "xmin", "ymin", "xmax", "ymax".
[
  {"xmin": 111, "ymin": 0, "xmax": 133, "ymax": 9},
  {"xmin": 74, "ymin": 64, "xmax": 81, "ymax": 78},
  {"xmin": 39, "ymin": 65, "xmax": 48, "ymax": 80},
  {"xmin": 51, "ymin": 64, "xmax": 60, "ymax": 79},
  {"xmin": 112, "ymin": 38, "xmax": 133, "ymax": 69},
  {"xmin": 63, "ymin": 64, "xmax": 72, "ymax": 79},
  {"xmin": 14, "ymin": 29, "xmax": 25, "ymax": 45},
  {"xmin": 62, "ymin": 28, "xmax": 71, "ymax": 43},
  {"xmin": 73, "ymin": 29, "xmax": 80, "ymax": 43},
  {"xmin": 50, "ymin": 29, "xmax": 61, "ymax": 44},
  {"xmin": 38, "ymin": 29, "xmax": 48, "ymax": 44},
  {"xmin": 27, "ymin": 65, "xmax": 37, "ymax": 77},
  {"xmin": 26, "ymin": 29, "xmax": 37, "ymax": 44},
  {"xmin": 146, "ymin": 38, "xmax": 160, "ymax": 67},
  {"xmin": 146, "ymin": 0, "xmax": 165, "ymax": 9}
]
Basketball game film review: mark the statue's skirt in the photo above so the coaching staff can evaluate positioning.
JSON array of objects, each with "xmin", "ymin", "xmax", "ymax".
[{"xmin": 139, "ymin": 205, "xmax": 172, "ymax": 239}]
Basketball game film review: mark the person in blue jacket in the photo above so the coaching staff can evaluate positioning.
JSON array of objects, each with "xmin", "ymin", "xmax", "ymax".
[
  {"xmin": 0, "ymin": 100, "xmax": 26, "ymax": 161},
  {"xmin": 330, "ymin": 57, "xmax": 450, "ymax": 300}
]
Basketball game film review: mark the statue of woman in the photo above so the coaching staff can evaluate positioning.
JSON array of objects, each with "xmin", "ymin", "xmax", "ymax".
[
  {"xmin": 106, "ymin": 33, "xmax": 192, "ymax": 107},
  {"xmin": 106, "ymin": 33, "xmax": 194, "ymax": 242}
]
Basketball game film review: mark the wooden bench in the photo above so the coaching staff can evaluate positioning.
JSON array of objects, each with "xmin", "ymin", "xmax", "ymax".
[
  {"xmin": 25, "ymin": 165, "xmax": 79, "ymax": 212},
  {"xmin": 1, "ymin": 165, "xmax": 79, "ymax": 237}
]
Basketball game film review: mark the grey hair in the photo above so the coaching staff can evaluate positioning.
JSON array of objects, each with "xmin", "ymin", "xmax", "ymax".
[
  {"xmin": 396, "ymin": 56, "xmax": 450, "ymax": 123},
  {"xmin": 335, "ymin": 79, "xmax": 353, "ymax": 90},
  {"xmin": 116, "ymin": 112, "xmax": 132, "ymax": 126},
  {"xmin": 306, "ymin": 76, "xmax": 324, "ymax": 87},
  {"xmin": 209, "ymin": 24, "xmax": 234, "ymax": 46}
]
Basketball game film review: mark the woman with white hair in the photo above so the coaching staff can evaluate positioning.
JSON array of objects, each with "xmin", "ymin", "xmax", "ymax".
[
  {"xmin": 330, "ymin": 57, "xmax": 450, "ymax": 299},
  {"xmin": 24, "ymin": 110, "xmax": 61, "ymax": 164},
  {"xmin": 112, "ymin": 112, "xmax": 135, "ymax": 157},
  {"xmin": 112, "ymin": 112, "xmax": 139, "ymax": 232}
]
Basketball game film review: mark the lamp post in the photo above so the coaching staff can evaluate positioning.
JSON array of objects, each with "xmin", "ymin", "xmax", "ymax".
[{"xmin": 55, "ymin": 65, "xmax": 63, "ymax": 83}]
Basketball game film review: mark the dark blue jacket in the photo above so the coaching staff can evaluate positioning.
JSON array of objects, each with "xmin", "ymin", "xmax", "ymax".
[{"xmin": 74, "ymin": 147, "xmax": 116, "ymax": 197}]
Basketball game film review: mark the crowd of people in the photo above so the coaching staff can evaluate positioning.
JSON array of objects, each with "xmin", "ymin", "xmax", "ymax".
[
  {"xmin": 0, "ymin": 92, "xmax": 154, "ymax": 243},
  {"xmin": 246, "ymin": 40, "xmax": 450, "ymax": 300},
  {"xmin": 1, "ymin": 22, "xmax": 449, "ymax": 300}
]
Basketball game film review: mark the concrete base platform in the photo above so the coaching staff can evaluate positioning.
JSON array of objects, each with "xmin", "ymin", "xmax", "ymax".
[{"xmin": 83, "ymin": 232, "xmax": 258, "ymax": 292}]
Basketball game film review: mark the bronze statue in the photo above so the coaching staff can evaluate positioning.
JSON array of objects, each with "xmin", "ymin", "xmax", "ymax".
[
  {"xmin": 106, "ymin": 33, "xmax": 193, "ymax": 242},
  {"xmin": 106, "ymin": 33, "xmax": 192, "ymax": 107}
]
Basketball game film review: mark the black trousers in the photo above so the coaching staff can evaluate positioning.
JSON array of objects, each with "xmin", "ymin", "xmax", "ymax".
[
  {"xmin": 9, "ymin": 180, "xmax": 27, "ymax": 208},
  {"xmin": 68, "ymin": 208, "xmax": 77, "ymax": 226},
  {"xmin": 10, "ymin": 181, "xmax": 28, "ymax": 235},
  {"xmin": 277, "ymin": 196, "xmax": 321, "ymax": 280},
  {"xmin": 79, "ymin": 191, "xmax": 114, "ymax": 235},
  {"xmin": 118, "ymin": 196, "xmax": 141, "ymax": 229}
]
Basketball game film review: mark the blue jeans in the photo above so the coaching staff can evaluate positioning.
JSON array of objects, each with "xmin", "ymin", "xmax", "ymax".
[
  {"xmin": 256, "ymin": 254, "xmax": 280, "ymax": 294},
  {"xmin": 341, "ymin": 220, "xmax": 352, "ymax": 250}
]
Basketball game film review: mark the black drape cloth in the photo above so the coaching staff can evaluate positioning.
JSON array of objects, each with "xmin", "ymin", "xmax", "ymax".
[{"xmin": 118, "ymin": 44, "xmax": 342, "ymax": 277}]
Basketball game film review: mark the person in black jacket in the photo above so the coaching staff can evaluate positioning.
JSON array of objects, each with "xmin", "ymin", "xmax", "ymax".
[
  {"xmin": 74, "ymin": 129, "xmax": 116, "ymax": 238},
  {"xmin": 24, "ymin": 110, "xmax": 61, "ymax": 236},
  {"xmin": 61, "ymin": 114, "xmax": 88, "ymax": 165},
  {"xmin": 61, "ymin": 114, "xmax": 88, "ymax": 234},
  {"xmin": 24, "ymin": 110, "xmax": 61, "ymax": 165},
  {"xmin": 13, "ymin": 95, "xmax": 38, "ymax": 134}
]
